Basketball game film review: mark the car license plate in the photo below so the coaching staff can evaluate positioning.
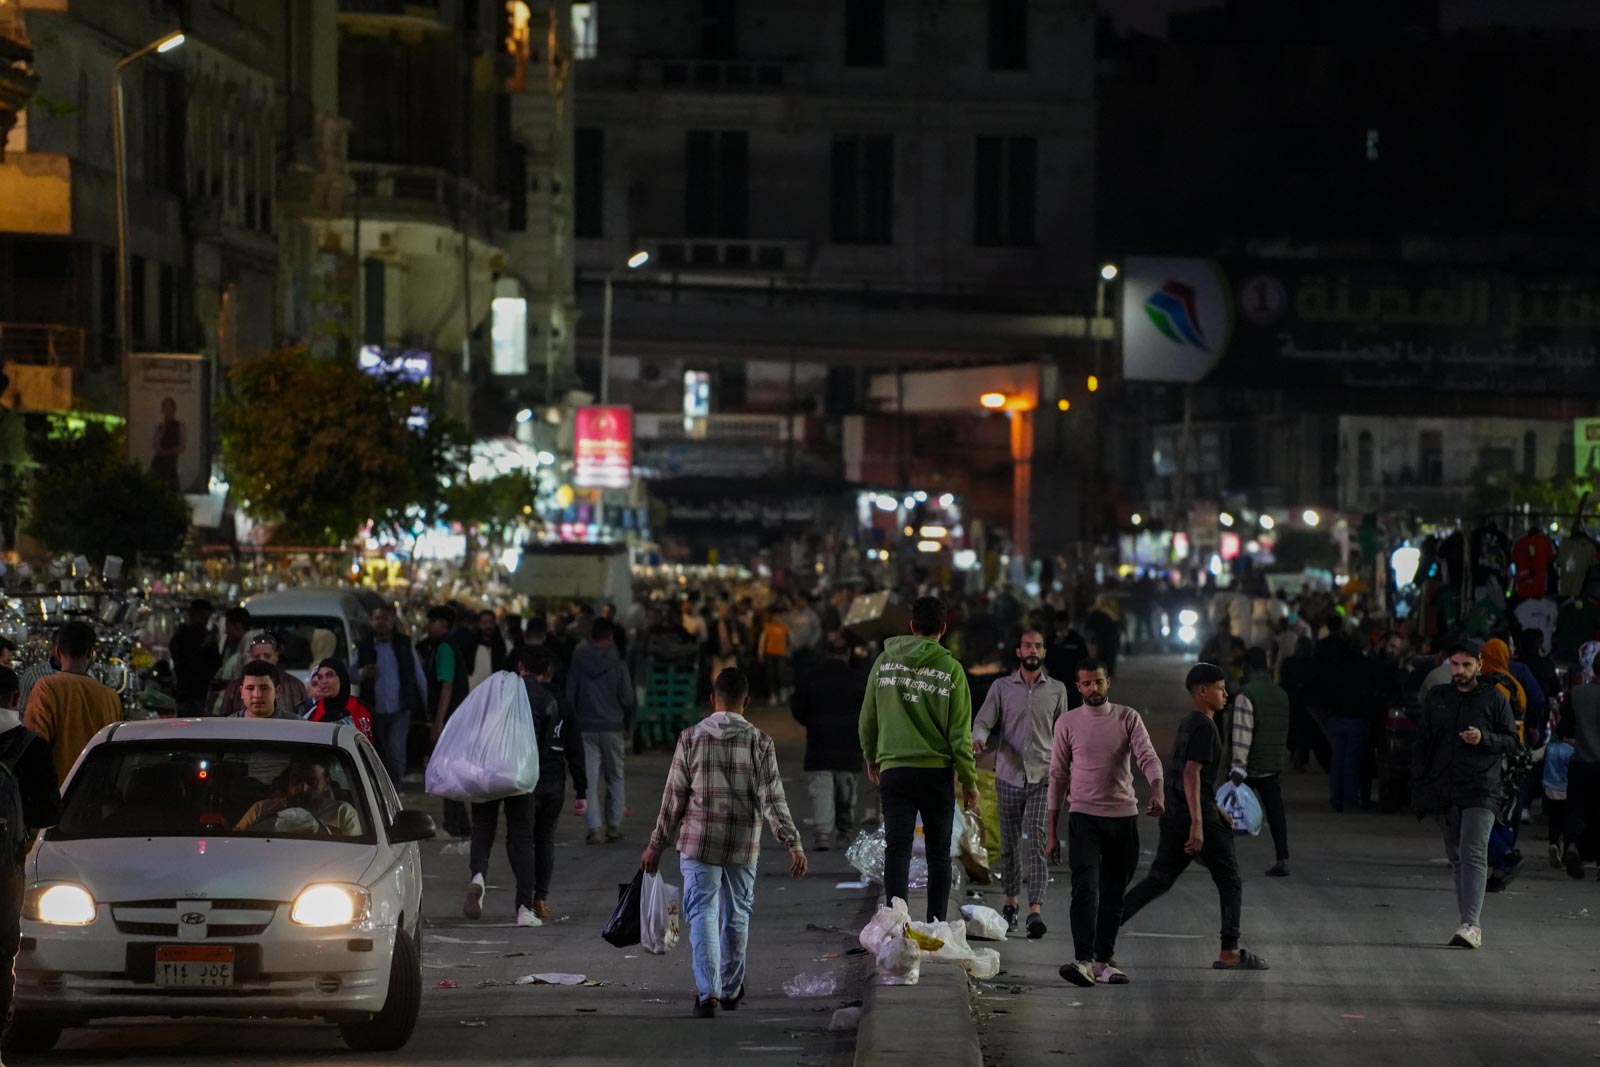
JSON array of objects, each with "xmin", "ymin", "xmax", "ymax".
[{"xmin": 154, "ymin": 946, "xmax": 234, "ymax": 987}]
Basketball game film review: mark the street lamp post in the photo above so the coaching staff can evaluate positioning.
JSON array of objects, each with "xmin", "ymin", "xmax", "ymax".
[
  {"xmin": 598, "ymin": 249, "xmax": 649, "ymax": 405},
  {"xmin": 113, "ymin": 30, "xmax": 185, "ymax": 371}
]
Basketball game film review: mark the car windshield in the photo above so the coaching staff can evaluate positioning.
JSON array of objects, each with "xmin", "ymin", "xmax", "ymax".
[
  {"xmin": 53, "ymin": 741, "xmax": 375, "ymax": 844},
  {"xmin": 249, "ymin": 615, "xmax": 348, "ymax": 670}
]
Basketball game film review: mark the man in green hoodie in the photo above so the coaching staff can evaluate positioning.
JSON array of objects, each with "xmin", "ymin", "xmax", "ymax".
[{"xmin": 860, "ymin": 596, "xmax": 979, "ymax": 922}]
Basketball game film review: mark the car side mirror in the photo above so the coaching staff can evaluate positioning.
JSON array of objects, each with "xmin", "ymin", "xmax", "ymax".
[{"xmin": 388, "ymin": 809, "xmax": 437, "ymax": 844}]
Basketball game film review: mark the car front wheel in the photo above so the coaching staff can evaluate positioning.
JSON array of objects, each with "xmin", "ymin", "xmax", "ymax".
[{"xmin": 338, "ymin": 928, "xmax": 422, "ymax": 1052}]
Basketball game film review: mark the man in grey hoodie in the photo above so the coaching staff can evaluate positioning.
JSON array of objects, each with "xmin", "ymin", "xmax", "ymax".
[{"xmin": 568, "ymin": 618, "xmax": 635, "ymax": 844}]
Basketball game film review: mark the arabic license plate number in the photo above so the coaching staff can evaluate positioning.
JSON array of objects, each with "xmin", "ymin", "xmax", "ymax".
[{"xmin": 154, "ymin": 946, "xmax": 234, "ymax": 987}]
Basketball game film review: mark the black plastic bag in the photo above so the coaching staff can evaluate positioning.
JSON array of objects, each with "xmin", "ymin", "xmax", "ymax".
[{"xmin": 602, "ymin": 870, "xmax": 644, "ymax": 948}]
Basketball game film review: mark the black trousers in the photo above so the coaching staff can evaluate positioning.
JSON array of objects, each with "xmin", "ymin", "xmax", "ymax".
[
  {"xmin": 880, "ymin": 766, "xmax": 956, "ymax": 923},
  {"xmin": 0, "ymin": 860, "xmax": 21, "ymax": 1035},
  {"xmin": 1565, "ymin": 763, "xmax": 1600, "ymax": 858},
  {"xmin": 469, "ymin": 791, "xmax": 563, "ymax": 910},
  {"xmin": 1246, "ymin": 774, "xmax": 1290, "ymax": 863},
  {"xmin": 1067, "ymin": 812, "xmax": 1140, "ymax": 963},
  {"xmin": 1121, "ymin": 814, "xmax": 1243, "ymax": 951}
]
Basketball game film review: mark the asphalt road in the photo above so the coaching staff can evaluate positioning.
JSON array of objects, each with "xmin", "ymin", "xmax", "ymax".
[
  {"xmin": 29, "ymin": 704, "xmax": 876, "ymax": 1067},
  {"xmin": 975, "ymin": 654, "xmax": 1600, "ymax": 1067}
]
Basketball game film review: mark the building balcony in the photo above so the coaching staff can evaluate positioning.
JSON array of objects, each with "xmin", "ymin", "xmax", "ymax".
[
  {"xmin": 347, "ymin": 162, "xmax": 506, "ymax": 242},
  {"xmin": 646, "ymin": 237, "xmax": 810, "ymax": 275},
  {"xmin": 637, "ymin": 56, "xmax": 808, "ymax": 93},
  {"xmin": 0, "ymin": 323, "xmax": 86, "ymax": 370},
  {"xmin": 635, "ymin": 412, "xmax": 808, "ymax": 445}
]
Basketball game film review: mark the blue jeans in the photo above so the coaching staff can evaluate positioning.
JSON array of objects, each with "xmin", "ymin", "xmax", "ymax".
[
  {"xmin": 679, "ymin": 858, "xmax": 757, "ymax": 1001},
  {"xmin": 583, "ymin": 731, "xmax": 626, "ymax": 832},
  {"xmin": 371, "ymin": 711, "xmax": 409, "ymax": 789},
  {"xmin": 1326, "ymin": 717, "xmax": 1369, "ymax": 811}
]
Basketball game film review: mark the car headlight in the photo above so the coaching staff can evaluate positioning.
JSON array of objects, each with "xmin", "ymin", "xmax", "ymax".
[
  {"xmin": 291, "ymin": 884, "xmax": 370, "ymax": 927},
  {"xmin": 1178, "ymin": 609, "xmax": 1200, "ymax": 627},
  {"xmin": 1178, "ymin": 624, "xmax": 1198, "ymax": 644},
  {"xmin": 25, "ymin": 884, "xmax": 97, "ymax": 926}
]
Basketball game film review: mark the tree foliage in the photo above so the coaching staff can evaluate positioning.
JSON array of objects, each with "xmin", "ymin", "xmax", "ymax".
[
  {"xmin": 26, "ymin": 421, "xmax": 190, "ymax": 563},
  {"xmin": 219, "ymin": 346, "xmax": 470, "ymax": 545},
  {"xmin": 442, "ymin": 470, "xmax": 538, "ymax": 545}
]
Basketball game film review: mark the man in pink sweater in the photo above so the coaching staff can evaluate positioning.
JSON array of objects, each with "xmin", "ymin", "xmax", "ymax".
[{"xmin": 1046, "ymin": 658, "xmax": 1164, "ymax": 987}]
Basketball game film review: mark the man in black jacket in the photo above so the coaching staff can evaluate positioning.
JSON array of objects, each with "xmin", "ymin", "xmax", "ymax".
[
  {"xmin": 790, "ymin": 636, "xmax": 868, "ymax": 852},
  {"xmin": 0, "ymin": 665, "xmax": 62, "ymax": 1041},
  {"xmin": 1411, "ymin": 638, "xmax": 1520, "ymax": 950},
  {"xmin": 355, "ymin": 605, "xmax": 428, "ymax": 789}
]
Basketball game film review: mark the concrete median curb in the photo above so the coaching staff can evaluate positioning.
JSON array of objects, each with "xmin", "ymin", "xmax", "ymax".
[{"xmin": 854, "ymin": 961, "xmax": 981, "ymax": 1067}]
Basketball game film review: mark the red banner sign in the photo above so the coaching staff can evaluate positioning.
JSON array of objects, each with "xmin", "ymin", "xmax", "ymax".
[{"xmin": 574, "ymin": 405, "xmax": 633, "ymax": 489}]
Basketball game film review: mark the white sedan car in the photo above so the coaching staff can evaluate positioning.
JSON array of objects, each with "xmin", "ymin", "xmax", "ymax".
[{"xmin": 13, "ymin": 718, "xmax": 433, "ymax": 1053}]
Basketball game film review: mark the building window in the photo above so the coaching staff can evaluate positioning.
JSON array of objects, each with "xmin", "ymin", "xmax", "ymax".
[
  {"xmin": 987, "ymin": 0, "xmax": 1027, "ymax": 71},
  {"xmin": 701, "ymin": 0, "xmax": 738, "ymax": 58},
  {"xmin": 973, "ymin": 135, "xmax": 1036, "ymax": 247},
  {"xmin": 830, "ymin": 135, "xmax": 893, "ymax": 244},
  {"xmin": 1523, "ymin": 430, "xmax": 1538, "ymax": 477},
  {"xmin": 572, "ymin": 2, "xmax": 599, "ymax": 60},
  {"xmin": 575, "ymin": 127, "xmax": 605, "ymax": 238},
  {"xmin": 363, "ymin": 259, "xmax": 385, "ymax": 346},
  {"xmin": 1419, "ymin": 430, "xmax": 1444, "ymax": 486},
  {"xmin": 130, "ymin": 255, "xmax": 147, "ymax": 348},
  {"xmin": 845, "ymin": 0, "xmax": 886, "ymax": 68},
  {"xmin": 685, "ymin": 130, "xmax": 748, "ymax": 238},
  {"xmin": 1357, "ymin": 430, "xmax": 1374, "ymax": 486},
  {"xmin": 158, "ymin": 263, "xmax": 175, "ymax": 349}
]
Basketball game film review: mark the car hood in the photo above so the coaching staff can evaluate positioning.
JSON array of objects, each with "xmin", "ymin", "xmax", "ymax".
[{"xmin": 34, "ymin": 836, "xmax": 379, "ymax": 903}]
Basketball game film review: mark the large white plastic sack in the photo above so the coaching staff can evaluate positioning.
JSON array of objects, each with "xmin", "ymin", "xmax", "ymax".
[
  {"xmin": 960, "ymin": 903, "xmax": 1008, "ymax": 942},
  {"xmin": 639, "ymin": 871, "xmax": 682, "ymax": 954},
  {"xmin": 859, "ymin": 897, "xmax": 913, "ymax": 954},
  {"xmin": 425, "ymin": 672, "xmax": 541, "ymax": 802}
]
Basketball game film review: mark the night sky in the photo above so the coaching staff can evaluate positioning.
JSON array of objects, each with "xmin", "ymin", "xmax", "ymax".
[{"xmin": 1100, "ymin": 0, "xmax": 1600, "ymax": 35}]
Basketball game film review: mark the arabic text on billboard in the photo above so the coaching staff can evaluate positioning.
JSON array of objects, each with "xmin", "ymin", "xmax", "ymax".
[{"xmin": 575, "ymin": 405, "xmax": 633, "ymax": 489}]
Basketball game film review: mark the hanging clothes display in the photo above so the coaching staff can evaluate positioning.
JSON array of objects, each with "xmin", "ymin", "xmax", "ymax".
[
  {"xmin": 1510, "ymin": 529, "xmax": 1556, "ymax": 600},
  {"xmin": 1556, "ymin": 532, "xmax": 1598, "ymax": 599},
  {"xmin": 1512, "ymin": 596, "xmax": 1558, "ymax": 656},
  {"xmin": 1468, "ymin": 521, "xmax": 1511, "ymax": 602}
]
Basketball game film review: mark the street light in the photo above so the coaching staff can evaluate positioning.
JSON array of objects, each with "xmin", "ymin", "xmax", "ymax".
[
  {"xmin": 114, "ymin": 30, "xmax": 185, "ymax": 370},
  {"xmin": 1100, "ymin": 263, "xmax": 1119, "ymax": 282},
  {"xmin": 979, "ymin": 391, "xmax": 1007, "ymax": 409},
  {"xmin": 599, "ymin": 249, "xmax": 650, "ymax": 404}
]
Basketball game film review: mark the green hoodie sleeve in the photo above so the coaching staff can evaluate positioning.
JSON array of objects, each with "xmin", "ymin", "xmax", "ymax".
[
  {"xmin": 948, "ymin": 667, "xmax": 976, "ymax": 788},
  {"xmin": 858, "ymin": 657, "xmax": 881, "ymax": 762}
]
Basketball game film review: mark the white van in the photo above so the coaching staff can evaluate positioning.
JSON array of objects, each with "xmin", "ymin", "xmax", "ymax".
[{"xmin": 241, "ymin": 588, "xmax": 373, "ymax": 683}]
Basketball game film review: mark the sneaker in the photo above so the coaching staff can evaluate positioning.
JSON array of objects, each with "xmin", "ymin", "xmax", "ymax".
[
  {"xmin": 814, "ymin": 837, "xmax": 832, "ymax": 852},
  {"xmin": 1059, "ymin": 960, "xmax": 1094, "ymax": 987},
  {"xmin": 1026, "ymin": 913, "xmax": 1047, "ymax": 940},
  {"xmin": 1265, "ymin": 861, "xmax": 1290, "ymax": 877},
  {"xmin": 1548, "ymin": 843, "xmax": 1563, "ymax": 870},
  {"xmin": 606, "ymin": 825, "xmax": 624, "ymax": 844},
  {"xmin": 1002, "ymin": 903, "xmax": 1019, "ymax": 932},
  {"xmin": 1566, "ymin": 845, "xmax": 1586, "ymax": 879},
  {"xmin": 533, "ymin": 900, "xmax": 555, "ymax": 919},
  {"xmin": 693, "ymin": 995, "xmax": 719, "ymax": 1018},
  {"xmin": 721, "ymin": 985, "xmax": 746, "ymax": 1010},
  {"xmin": 516, "ymin": 906, "xmax": 543, "ymax": 927},
  {"xmin": 1447, "ymin": 923, "xmax": 1481, "ymax": 949},
  {"xmin": 586, "ymin": 830, "xmax": 603, "ymax": 846},
  {"xmin": 462, "ymin": 874, "xmax": 485, "ymax": 920}
]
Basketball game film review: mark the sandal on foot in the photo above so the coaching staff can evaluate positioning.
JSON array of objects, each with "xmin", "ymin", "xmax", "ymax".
[
  {"xmin": 1213, "ymin": 948, "xmax": 1270, "ymax": 970},
  {"xmin": 1094, "ymin": 964, "xmax": 1130, "ymax": 984}
]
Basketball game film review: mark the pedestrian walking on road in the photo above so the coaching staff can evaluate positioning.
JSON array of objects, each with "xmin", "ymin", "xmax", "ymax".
[
  {"xmin": 22, "ymin": 622, "xmax": 124, "ymax": 784},
  {"xmin": 972, "ymin": 630, "xmax": 1069, "ymax": 939},
  {"xmin": 1119, "ymin": 663, "xmax": 1270, "ymax": 971},
  {"xmin": 642, "ymin": 668, "xmax": 807, "ymax": 1018},
  {"xmin": 1411, "ymin": 638, "xmax": 1520, "ymax": 948},
  {"xmin": 1047, "ymin": 658, "xmax": 1163, "ymax": 987},
  {"xmin": 859, "ymin": 596, "xmax": 979, "ymax": 923},
  {"xmin": 568, "ymin": 618, "xmax": 634, "ymax": 845},
  {"xmin": 790, "ymin": 636, "xmax": 868, "ymax": 851},
  {"xmin": 419, "ymin": 605, "xmax": 471, "ymax": 839},
  {"xmin": 1561, "ymin": 665, "xmax": 1600, "ymax": 879},
  {"xmin": 1229, "ymin": 647, "xmax": 1293, "ymax": 876}
]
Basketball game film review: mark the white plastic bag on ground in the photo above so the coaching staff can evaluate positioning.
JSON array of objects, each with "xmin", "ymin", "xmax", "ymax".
[
  {"xmin": 425, "ymin": 672, "xmax": 540, "ymax": 802},
  {"xmin": 639, "ymin": 871, "xmax": 682, "ymax": 954},
  {"xmin": 960, "ymin": 903, "xmax": 1008, "ymax": 941},
  {"xmin": 967, "ymin": 948, "xmax": 1002, "ymax": 980},
  {"xmin": 1216, "ymin": 780, "xmax": 1264, "ymax": 835},
  {"xmin": 911, "ymin": 919, "xmax": 998, "ymax": 978}
]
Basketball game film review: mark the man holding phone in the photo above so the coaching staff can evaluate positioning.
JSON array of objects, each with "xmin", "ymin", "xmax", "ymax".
[{"xmin": 1410, "ymin": 638, "xmax": 1521, "ymax": 950}]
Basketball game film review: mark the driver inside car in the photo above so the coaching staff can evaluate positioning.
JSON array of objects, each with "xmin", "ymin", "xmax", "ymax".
[{"xmin": 235, "ymin": 757, "xmax": 361, "ymax": 837}]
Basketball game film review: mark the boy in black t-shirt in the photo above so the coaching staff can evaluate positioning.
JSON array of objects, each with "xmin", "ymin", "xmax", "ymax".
[{"xmin": 1119, "ymin": 663, "xmax": 1270, "ymax": 971}]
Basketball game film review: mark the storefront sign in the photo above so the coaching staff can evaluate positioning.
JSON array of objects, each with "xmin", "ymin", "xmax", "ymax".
[
  {"xmin": 1122, "ymin": 256, "xmax": 1600, "ymax": 394},
  {"xmin": 127, "ymin": 353, "xmax": 207, "ymax": 494},
  {"xmin": 1576, "ymin": 417, "xmax": 1600, "ymax": 476},
  {"xmin": 574, "ymin": 405, "xmax": 633, "ymax": 489}
]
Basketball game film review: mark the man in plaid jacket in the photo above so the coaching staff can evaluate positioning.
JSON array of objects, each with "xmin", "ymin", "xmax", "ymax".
[{"xmin": 642, "ymin": 668, "xmax": 808, "ymax": 1017}]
